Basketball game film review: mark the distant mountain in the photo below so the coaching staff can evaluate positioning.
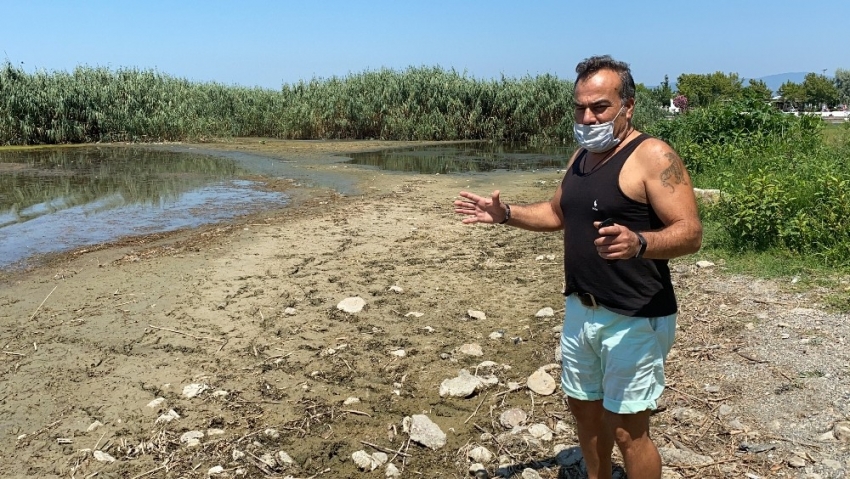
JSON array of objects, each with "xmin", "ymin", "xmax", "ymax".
[{"xmin": 752, "ymin": 72, "xmax": 810, "ymax": 94}]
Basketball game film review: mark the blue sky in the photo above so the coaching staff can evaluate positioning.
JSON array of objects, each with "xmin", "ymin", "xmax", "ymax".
[{"xmin": 1, "ymin": 1, "xmax": 847, "ymax": 89}]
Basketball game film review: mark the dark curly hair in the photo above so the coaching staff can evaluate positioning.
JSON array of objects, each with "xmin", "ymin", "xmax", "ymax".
[{"xmin": 574, "ymin": 55, "xmax": 636, "ymax": 104}]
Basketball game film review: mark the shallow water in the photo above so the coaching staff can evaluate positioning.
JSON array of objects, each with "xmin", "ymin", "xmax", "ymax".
[{"xmin": 0, "ymin": 147, "xmax": 290, "ymax": 269}]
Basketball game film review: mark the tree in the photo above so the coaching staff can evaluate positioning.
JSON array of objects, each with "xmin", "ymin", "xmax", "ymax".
[
  {"xmin": 803, "ymin": 73, "xmax": 839, "ymax": 108},
  {"xmin": 676, "ymin": 72, "xmax": 743, "ymax": 107},
  {"xmin": 778, "ymin": 81, "xmax": 806, "ymax": 110},
  {"xmin": 832, "ymin": 68, "xmax": 850, "ymax": 105},
  {"xmin": 742, "ymin": 79, "xmax": 773, "ymax": 102}
]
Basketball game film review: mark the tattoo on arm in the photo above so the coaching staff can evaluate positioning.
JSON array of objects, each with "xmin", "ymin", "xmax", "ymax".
[{"xmin": 660, "ymin": 152, "xmax": 689, "ymax": 192}]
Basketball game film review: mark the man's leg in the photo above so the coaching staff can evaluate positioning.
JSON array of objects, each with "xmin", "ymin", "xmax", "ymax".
[
  {"xmin": 604, "ymin": 409, "xmax": 661, "ymax": 479},
  {"xmin": 567, "ymin": 396, "xmax": 614, "ymax": 479}
]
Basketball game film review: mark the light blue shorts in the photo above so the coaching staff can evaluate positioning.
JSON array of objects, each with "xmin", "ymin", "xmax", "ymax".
[{"xmin": 560, "ymin": 294, "xmax": 676, "ymax": 414}]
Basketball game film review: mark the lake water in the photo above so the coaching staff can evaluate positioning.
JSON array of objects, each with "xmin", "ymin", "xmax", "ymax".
[{"xmin": 0, "ymin": 143, "xmax": 569, "ymax": 270}]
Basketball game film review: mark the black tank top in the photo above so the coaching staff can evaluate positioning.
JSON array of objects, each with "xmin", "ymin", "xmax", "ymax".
[{"xmin": 560, "ymin": 133, "xmax": 677, "ymax": 317}]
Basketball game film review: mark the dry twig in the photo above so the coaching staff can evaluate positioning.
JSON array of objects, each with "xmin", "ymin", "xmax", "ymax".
[
  {"xmin": 148, "ymin": 324, "xmax": 224, "ymax": 343},
  {"xmin": 29, "ymin": 285, "xmax": 57, "ymax": 320}
]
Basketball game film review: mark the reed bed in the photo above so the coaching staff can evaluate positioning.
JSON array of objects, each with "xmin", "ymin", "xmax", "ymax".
[{"xmin": 0, "ymin": 62, "xmax": 663, "ymax": 146}]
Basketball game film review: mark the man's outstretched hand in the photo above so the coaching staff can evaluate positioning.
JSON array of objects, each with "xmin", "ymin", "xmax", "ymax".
[{"xmin": 454, "ymin": 190, "xmax": 506, "ymax": 224}]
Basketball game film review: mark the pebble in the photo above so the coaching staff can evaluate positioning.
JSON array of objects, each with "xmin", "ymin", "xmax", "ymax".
[
  {"xmin": 385, "ymin": 463, "xmax": 401, "ymax": 478},
  {"xmin": 521, "ymin": 469, "xmax": 542, "ymax": 479},
  {"xmin": 208, "ymin": 466, "xmax": 224, "ymax": 475},
  {"xmin": 388, "ymin": 285, "xmax": 404, "ymax": 293},
  {"xmin": 405, "ymin": 311, "xmax": 424, "ymax": 318},
  {"xmin": 787, "ymin": 454, "xmax": 807, "ymax": 468},
  {"xmin": 459, "ymin": 343, "xmax": 484, "ymax": 356},
  {"xmin": 343, "ymin": 397, "xmax": 361, "ymax": 406},
  {"xmin": 146, "ymin": 397, "xmax": 165, "ymax": 408},
  {"xmin": 672, "ymin": 407, "xmax": 707, "ymax": 425},
  {"xmin": 500, "ymin": 408, "xmax": 527, "ymax": 429},
  {"xmin": 93, "ymin": 450, "xmax": 115, "ymax": 463},
  {"xmin": 468, "ymin": 445, "xmax": 494, "ymax": 464},
  {"xmin": 212, "ymin": 390, "xmax": 229, "ymax": 398},
  {"xmin": 528, "ymin": 423, "xmax": 554, "ymax": 441},
  {"xmin": 182, "ymin": 383, "xmax": 208, "ymax": 399},
  {"xmin": 834, "ymin": 422, "xmax": 850, "ymax": 442},
  {"xmin": 489, "ymin": 331, "xmax": 504, "ymax": 340},
  {"xmin": 180, "ymin": 430, "xmax": 204, "ymax": 447},
  {"xmin": 703, "ymin": 384, "xmax": 721, "ymax": 394},
  {"xmin": 469, "ymin": 463, "xmax": 487, "ymax": 475},
  {"xmin": 421, "ymin": 325, "xmax": 435, "ymax": 333},
  {"xmin": 467, "ymin": 310, "xmax": 487, "ymax": 320},
  {"xmin": 390, "ymin": 349, "xmax": 406, "ymax": 357},
  {"xmin": 696, "ymin": 260, "xmax": 715, "ymax": 268},
  {"xmin": 207, "ymin": 428, "xmax": 225, "ymax": 436},
  {"xmin": 439, "ymin": 369, "xmax": 496, "ymax": 397},
  {"xmin": 535, "ymin": 307, "xmax": 555, "ymax": 318},
  {"xmin": 264, "ymin": 428, "xmax": 280, "ymax": 439},
  {"xmin": 277, "ymin": 451, "xmax": 294, "ymax": 465},
  {"xmin": 155, "ymin": 409, "xmax": 180, "ymax": 424},
  {"xmin": 87, "ymin": 420, "xmax": 104, "ymax": 432},
  {"xmin": 527, "ymin": 368, "xmax": 557, "ymax": 396},
  {"xmin": 337, "ymin": 296, "xmax": 366, "ymax": 313},
  {"xmin": 232, "ymin": 449, "xmax": 245, "ymax": 460},
  {"xmin": 284, "ymin": 307, "xmax": 297, "ymax": 316},
  {"xmin": 403, "ymin": 414, "xmax": 446, "ymax": 450}
]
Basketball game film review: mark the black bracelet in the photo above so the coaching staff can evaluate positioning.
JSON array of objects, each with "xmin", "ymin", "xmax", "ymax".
[{"xmin": 499, "ymin": 204, "xmax": 511, "ymax": 224}]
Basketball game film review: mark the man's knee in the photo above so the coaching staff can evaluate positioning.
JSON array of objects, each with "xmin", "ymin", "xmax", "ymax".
[{"xmin": 603, "ymin": 409, "xmax": 652, "ymax": 447}]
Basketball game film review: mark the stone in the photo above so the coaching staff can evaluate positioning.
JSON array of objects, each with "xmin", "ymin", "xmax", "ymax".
[
  {"xmin": 208, "ymin": 466, "xmax": 225, "ymax": 475},
  {"xmin": 459, "ymin": 343, "xmax": 484, "ymax": 356},
  {"xmin": 93, "ymin": 450, "xmax": 115, "ymax": 463},
  {"xmin": 352, "ymin": 450, "xmax": 386, "ymax": 470},
  {"xmin": 212, "ymin": 390, "xmax": 229, "ymax": 398},
  {"xmin": 500, "ymin": 408, "xmax": 527, "ymax": 429},
  {"xmin": 535, "ymin": 307, "xmax": 555, "ymax": 318},
  {"xmin": 155, "ymin": 409, "xmax": 180, "ymax": 424},
  {"xmin": 439, "ymin": 369, "xmax": 493, "ymax": 398},
  {"xmin": 337, "ymin": 296, "xmax": 366, "ymax": 313},
  {"xmin": 232, "ymin": 449, "xmax": 245, "ymax": 461},
  {"xmin": 264, "ymin": 428, "xmax": 280, "ymax": 439},
  {"xmin": 522, "ymin": 469, "xmax": 542, "ymax": 479},
  {"xmin": 696, "ymin": 260, "xmax": 715, "ymax": 268},
  {"xmin": 343, "ymin": 397, "xmax": 361, "ymax": 406},
  {"xmin": 834, "ymin": 421, "xmax": 850, "ymax": 442},
  {"xmin": 207, "ymin": 428, "xmax": 225, "ymax": 436},
  {"xmin": 259, "ymin": 454, "xmax": 276, "ymax": 468},
  {"xmin": 403, "ymin": 414, "xmax": 446, "ymax": 450},
  {"xmin": 658, "ymin": 447, "xmax": 713, "ymax": 466},
  {"xmin": 180, "ymin": 430, "xmax": 204, "ymax": 447},
  {"xmin": 87, "ymin": 420, "xmax": 104, "ymax": 432},
  {"xmin": 284, "ymin": 307, "xmax": 297, "ymax": 316},
  {"xmin": 717, "ymin": 404, "xmax": 734, "ymax": 417},
  {"xmin": 385, "ymin": 463, "xmax": 401, "ymax": 478},
  {"xmin": 146, "ymin": 397, "xmax": 165, "ymax": 408},
  {"xmin": 787, "ymin": 454, "xmax": 807, "ymax": 468},
  {"xmin": 390, "ymin": 349, "xmax": 406, "ymax": 357},
  {"xmin": 405, "ymin": 311, "xmax": 424, "ymax": 318},
  {"xmin": 469, "ymin": 463, "xmax": 487, "ymax": 475},
  {"xmin": 672, "ymin": 407, "xmax": 707, "ymax": 426},
  {"xmin": 527, "ymin": 368, "xmax": 557, "ymax": 396},
  {"xmin": 182, "ymin": 383, "xmax": 208, "ymax": 399},
  {"xmin": 468, "ymin": 445, "xmax": 493, "ymax": 464},
  {"xmin": 528, "ymin": 423, "xmax": 554, "ymax": 441},
  {"xmin": 388, "ymin": 285, "xmax": 404, "ymax": 293},
  {"xmin": 489, "ymin": 331, "xmax": 504, "ymax": 340},
  {"xmin": 467, "ymin": 310, "xmax": 486, "ymax": 320}
]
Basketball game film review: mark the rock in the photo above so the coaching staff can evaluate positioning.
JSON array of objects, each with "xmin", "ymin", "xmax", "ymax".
[
  {"xmin": 385, "ymin": 463, "xmax": 401, "ymax": 478},
  {"xmin": 146, "ymin": 397, "xmax": 165, "ymax": 408},
  {"xmin": 459, "ymin": 343, "xmax": 484, "ymax": 356},
  {"xmin": 259, "ymin": 453, "xmax": 276, "ymax": 468},
  {"xmin": 535, "ymin": 307, "xmax": 555, "ymax": 318},
  {"xmin": 207, "ymin": 428, "xmax": 225, "ymax": 436},
  {"xmin": 703, "ymin": 384, "xmax": 721, "ymax": 394},
  {"xmin": 528, "ymin": 423, "xmax": 554, "ymax": 441},
  {"xmin": 155, "ymin": 409, "xmax": 180, "ymax": 423},
  {"xmin": 422, "ymin": 326, "xmax": 435, "ymax": 333},
  {"xmin": 343, "ymin": 397, "xmax": 361, "ymax": 406},
  {"xmin": 93, "ymin": 450, "xmax": 115, "ymax": 463},
  {"xmin": 405, "ymin": 311, "xmax": 424, "ymax": 318},
  {"xmin": 439, "ymin": 369, "xmax": 494, "ymax": 398},
  {"xmin": 527, "ymin": 369, "xmax": 557, "ymax": 396},
  {"xmin": 787, "ymin": 454, "xmax": 807, "ymax": 468},
  {"xmin": 717, "ymin": 404, "xmax": 734, "ymax": 417},
  {"xmin": 467, "ymin": 310, "xmax": 486, "ymax": 320},
  {"xmin": 264, "ymin": 428, "xmax": 280, "ymax": 439},
  {"xmin": 388, "ymin": 285, "xmax": 404, "ymax": 293},
  {"xmin": 337, "ymin": 296, "xmax": 366, "ymax": 313},
  {"xmin": 403, "ymin": 414, "xmax": 446, "ymax": 450},
  {"xmin": 468, "ymin": 445, "xmax": 494, "ymax": 464},
  {"xmin": 521, "ymin": 469, "xmax": 542, "ymax": 479},
  {"xmin": 352, "ymin": 450, "xmax": 375, "ymax": 471},
  {"xmin": 489, "ymin": 331, "xmax": 504, "ymax": 340},
  {"xmin": 275, "ymin": 451, "xmax": 295, "ymax": 466},
  {"xmin": 182, "ymin": 383, "xmax": 208, "ymax": 399},
  {"xmin": 554, "ymin": 421, "xmax": 573, "ymax": 436},
  {"xmin": 500, "ymin": 408, "xmax": 527, "ymax": 429},
  {"xmin": 208, "ymin": 465, "xmax": 225, "ymax": 475},
  {"xmin": 284, "ymin": 307, "xmax": 297, "ymax": 316},
  {"xmin": 672, "ymin": 407, "xmax": 707, "ymax": 426},
  {"xmin": 390, "ymin": 349, "xmax": 406, "ymax": 357},
  {"xmin": 232, "ymin": 449, "xmax": 245, "ymax": 461},
  {"xmin": 834, "ymin": 422, "xmax": 850, "ymax": 442},
  {"xmin": 180, "ymin": 430, "xmax": 204, "ymax": 447},
  {"xmin": 87, "ymin": 420, "xmax": 104, "ymax": 432},
  {"xmin": 658, "ymin": 447, "xmax": 713, "ymax": 466},
  {"xmin": 696, "ymin": 260, "xmax": 715, "ymax": 269},
  {"xmin": 212, "ymin": 390, "xmax": 229, "ymax": 398},
  {"xmin": 469, "ymin": 463, "xmax": 487, "ymax": 476}
]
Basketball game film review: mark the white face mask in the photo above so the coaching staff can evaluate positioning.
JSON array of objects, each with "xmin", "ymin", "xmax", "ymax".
[{"xmin": 573, "ymin": 106, "xmax": 624, "ymax": 153}]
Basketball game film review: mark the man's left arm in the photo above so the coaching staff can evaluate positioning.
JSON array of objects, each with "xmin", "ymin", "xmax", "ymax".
[{"xmin": 636, "ymin": 141, "xmax": 703, "ymax": 259}]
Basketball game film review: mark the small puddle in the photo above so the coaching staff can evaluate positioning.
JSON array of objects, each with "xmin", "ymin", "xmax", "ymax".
[
  {"xmin": 347, "ymin": 143, "xmax": 572, "ymax": 173},
  {"xmin": 0, "ymin": 147, "xmax": 290, "ymax": 270}
]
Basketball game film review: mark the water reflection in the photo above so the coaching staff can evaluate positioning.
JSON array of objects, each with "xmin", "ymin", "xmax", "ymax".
[
  {"xmin": 0, "ymin": 147, "xmax": 288, "ymax": 269},
  {"xmin": 348, "ymin": 143, "xmax": 572, "ymax": 174}
]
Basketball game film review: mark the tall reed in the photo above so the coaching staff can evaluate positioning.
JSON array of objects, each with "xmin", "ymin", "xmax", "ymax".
[{"xmin": 0, "ymin": 63, "xmax": 662, "ymax": 145}]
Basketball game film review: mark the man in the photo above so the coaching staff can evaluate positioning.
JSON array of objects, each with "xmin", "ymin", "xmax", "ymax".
[{"xmin": 453, "ymin": 55, "xmax": 702, "ymax": 479}]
